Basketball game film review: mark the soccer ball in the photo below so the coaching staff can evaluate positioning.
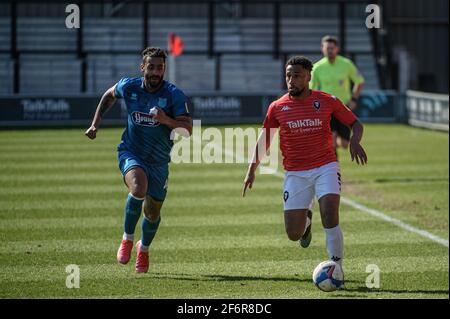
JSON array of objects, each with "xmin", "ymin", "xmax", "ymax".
[{"xmin": 312, "ymin": 260, "xmax": 344, "ymax": 292}]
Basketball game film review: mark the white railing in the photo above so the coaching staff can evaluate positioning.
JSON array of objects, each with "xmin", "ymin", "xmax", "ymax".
[{"xmin": 406, "ymin": 90, "xmax": 449, "ymax": 132}]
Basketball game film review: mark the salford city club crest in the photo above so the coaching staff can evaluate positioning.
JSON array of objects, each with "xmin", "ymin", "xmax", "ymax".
[{"xmin": 313, "ymin": 100, "xmax": 321, "ymax": 111}]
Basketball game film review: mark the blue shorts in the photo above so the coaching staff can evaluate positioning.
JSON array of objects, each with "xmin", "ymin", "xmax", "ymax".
[{"xmin": 118, "ymin": 149, "xmax": 169, "ymax": 202}]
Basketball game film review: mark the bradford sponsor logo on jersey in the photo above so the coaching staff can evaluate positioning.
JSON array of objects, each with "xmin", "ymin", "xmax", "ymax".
[
  {"xmin": 286, "ymin": 119, "xmax": 322, "ymax": 129},
  {"xmin": 131, "ymin": 111, "xmax": 160, "ymax": 127}
]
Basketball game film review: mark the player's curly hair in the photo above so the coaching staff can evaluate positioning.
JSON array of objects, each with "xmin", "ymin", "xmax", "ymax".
[
  {"xmin": 141, "ymin": 47, "xmax": 167, "ymax": 62},
  {"xmin": 285, "ymin": 56, "xmax": 313, "ymax": 72}
]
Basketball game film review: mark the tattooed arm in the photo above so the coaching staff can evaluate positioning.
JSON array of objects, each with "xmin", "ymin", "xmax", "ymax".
[{"xmin": 85, "ymin": 85, "xmax": 118, "ymax": 140}]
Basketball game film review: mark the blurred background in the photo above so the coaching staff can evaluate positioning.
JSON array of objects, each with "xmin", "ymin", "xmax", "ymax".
[{"xmin": 0, "ymin": 0, "xmax": 448, "ymax": 129}]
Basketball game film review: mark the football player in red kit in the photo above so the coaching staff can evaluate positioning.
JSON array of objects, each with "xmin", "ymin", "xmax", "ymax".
[{"xmin": 243, "ymin": 56, "xmax": 367, "ymax": 277}]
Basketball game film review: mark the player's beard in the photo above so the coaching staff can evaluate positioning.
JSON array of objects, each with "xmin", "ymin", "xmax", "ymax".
[
  {"xmin": 289, "ymin": 86, "xmax": 306, "ymax": 97},
  {"xmin": 145, "ymin": 75, "xmax": 163, "ymax": 89}
]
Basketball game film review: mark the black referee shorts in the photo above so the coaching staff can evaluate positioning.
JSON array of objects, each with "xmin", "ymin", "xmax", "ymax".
[{"xmin": 330, "ymin": 116, "xmax": 351, "ymax": 141}]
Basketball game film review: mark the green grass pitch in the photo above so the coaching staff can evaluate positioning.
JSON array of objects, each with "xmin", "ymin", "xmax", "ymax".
[{"xmin": 0, "ymin": 124, "xmax": 448, "ymax": 298}]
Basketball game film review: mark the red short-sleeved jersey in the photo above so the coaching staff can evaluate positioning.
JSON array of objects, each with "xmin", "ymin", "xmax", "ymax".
[{"xmin": 262, "ymin": 90, "xmax": 357, "ymax": 171}]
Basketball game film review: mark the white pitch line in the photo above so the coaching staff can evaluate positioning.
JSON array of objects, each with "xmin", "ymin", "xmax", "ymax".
[
  {"xmin": 211, "ymin": 143, "xmax": 449, "ymax": 248},
  {"xmin": 340, "ymin": 197, "xmax": 449, "ymax": 247}
]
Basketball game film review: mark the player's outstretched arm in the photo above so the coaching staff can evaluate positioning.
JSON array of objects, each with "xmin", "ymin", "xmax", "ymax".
[
  {"xmin": 85, "ymin": 85, "xmax": 117, "ymax": 140},
  {"xmin": 349, "ymin": 120, "xmax": 368, "ymax": 165},
  {"xmin": 242, "ymin": 128, "xmax": 275, "ymax": 197}
]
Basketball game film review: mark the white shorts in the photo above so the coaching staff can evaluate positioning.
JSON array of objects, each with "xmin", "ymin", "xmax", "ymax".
[{"xmin": 283, "ymin": 161, "xmax": 341, "ymax": 211}]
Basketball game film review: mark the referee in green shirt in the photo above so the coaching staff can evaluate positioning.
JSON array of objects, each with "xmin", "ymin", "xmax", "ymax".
[{"xmin": 310, "ymin": 35, "xmax": 365, "ymax": 150}]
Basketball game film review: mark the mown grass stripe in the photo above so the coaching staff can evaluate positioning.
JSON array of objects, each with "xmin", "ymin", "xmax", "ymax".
[
  {"xmin": 0, "ymin": 242, "xmax": 446, "ymax": 269},
  {"xmin": 0, "ymin": 219, "xmax": 412, "ymax": 241},
  {"xmin": 0, "ymin": 181, "xmax": 280, "ymax": 196},
  {"xmin": 0, "ymin": 229, "xmax": 442, "ymax": 255},
  {"xmin": 1, "ymin": 256, "xmax": 448, "ymax": 283}
]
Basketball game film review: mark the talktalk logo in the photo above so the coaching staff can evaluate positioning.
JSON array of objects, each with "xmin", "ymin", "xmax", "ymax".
[
  {"xmin": 132, "ymin": 111, "xmax": 160, "ymax": 127},
  {"xmin": 286, "ymin": 119, "xmax": 322, "ymax": 129}
]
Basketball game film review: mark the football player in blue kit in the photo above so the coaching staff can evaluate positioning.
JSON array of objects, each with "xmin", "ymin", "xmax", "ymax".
[{"xmin": 85, "ymin": 47, "xmax": 192, "ymax": 273}]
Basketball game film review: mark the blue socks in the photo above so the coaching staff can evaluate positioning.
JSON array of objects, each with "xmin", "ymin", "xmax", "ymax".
[
  {"xmin": 141, "ymin": 216, "xmax": 161, "ymax": 248},
  {"xmin": 123, "ymin": 193, "xmax": 144, "ymax": 238},
  {"xmin": 123, "ymin": 193, "xmax": 161, "ymax": 250}
]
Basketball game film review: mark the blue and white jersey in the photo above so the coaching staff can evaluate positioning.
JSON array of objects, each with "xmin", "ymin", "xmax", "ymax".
[{"xmin": 114, "ymin": 77, "xmax": 190, "ymax": 165}]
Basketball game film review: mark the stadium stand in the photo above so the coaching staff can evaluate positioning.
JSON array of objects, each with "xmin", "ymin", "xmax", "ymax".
[
  {"xmin": 0, "ymin": 7, "xmax": 379, "ymax": 94},
  {"xmin": 20, "ymin": 54, "xmax": 81, "ymax": 94}
]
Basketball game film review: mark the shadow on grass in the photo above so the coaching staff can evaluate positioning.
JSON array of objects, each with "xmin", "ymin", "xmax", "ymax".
[
  {"xmin": 375, "ymin": 177, "xmax": 448, "ymax": 184},
  {"xmin": 146, "ymin": 273, "xmax": 449, "ymax": 296},
  {"xmin": 148, "ymin": 272, "xmax": 358, "ymax": 285},
  {"xmin": 332, "ymin": 285, "xmax": 449, "ymax": 297}
]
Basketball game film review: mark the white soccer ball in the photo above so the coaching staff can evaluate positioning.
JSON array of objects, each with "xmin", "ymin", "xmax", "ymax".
[{"xmin": 312, "ymin": 260, "xmax": 344, "ymax": 292}]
